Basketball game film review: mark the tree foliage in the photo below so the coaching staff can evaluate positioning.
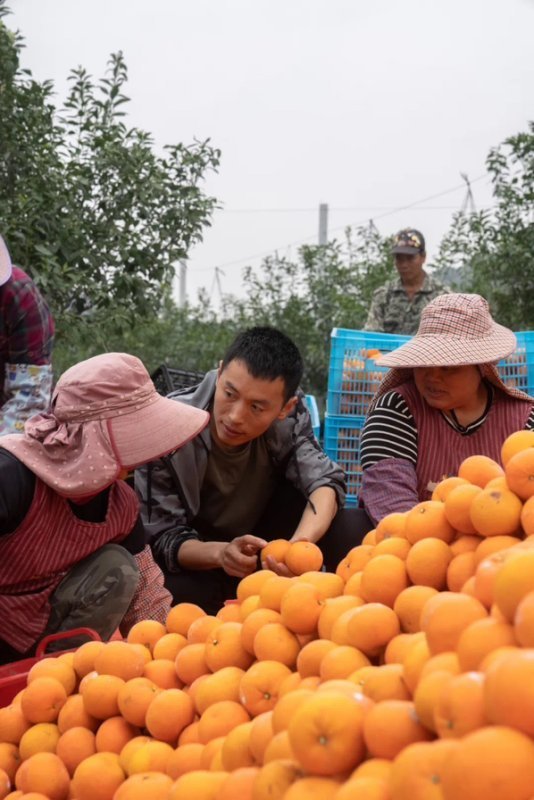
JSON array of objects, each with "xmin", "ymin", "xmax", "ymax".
[
  {"xmin": 54, "ymin": 292, "xmax": 236, "ymax": 379},
  {"xmin": 435, "ymin": 122, "xmax": 534, "ymax": 328},
  {"xmin": 227, "ymin": 225, "xmax": 394, "ymax": 396},
  {"xmin": 0, "ymin": 1, "xmax": 220, "ymax": 339},
  {"xmin": 53, "ymin": 225, "xmax": 393, "ymax": 401}
]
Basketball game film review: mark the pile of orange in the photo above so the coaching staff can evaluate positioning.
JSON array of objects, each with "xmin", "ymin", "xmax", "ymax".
[{"xmin": 1, "ymin": 430, "xmax": 534, "ymax": 799}]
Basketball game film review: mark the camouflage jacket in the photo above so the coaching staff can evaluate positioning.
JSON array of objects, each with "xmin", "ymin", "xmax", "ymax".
[
  {"xmin": 135, "ymin": 370, "xmax": 346, "ymax": 574},
  {"xmin": 364, "ymin": 273, "xmax": 449, "ymax": 335}
]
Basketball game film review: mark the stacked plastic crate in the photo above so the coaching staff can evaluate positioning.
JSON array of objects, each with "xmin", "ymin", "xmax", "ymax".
[{"xmin": 324, "ymin": 328, "xmax": 534, "ymax": 507}]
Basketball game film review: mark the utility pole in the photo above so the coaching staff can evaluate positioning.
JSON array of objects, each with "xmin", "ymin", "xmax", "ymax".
[
  {"xmin": 178, "ymin": 259, "xmax": 187, "ymax": 307},
  {"xmin": 215, "ymin": 266, "xmax": 225, "ymax": 300},
  {"xmin": 209, "ymin": 266, "xmax": 226, "ymax": 304},
  {"xmin": 318, "ymin": 203, "xmax": 328, "ymax": 245},
  {"xmin": 460, "ymin": 173, "xmax": 476, "ymax": 214}
]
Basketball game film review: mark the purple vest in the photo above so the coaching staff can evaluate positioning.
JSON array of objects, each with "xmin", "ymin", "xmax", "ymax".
[{"xmin": 396, "ymin": 380, "xmax": 532, "ymax": 501}]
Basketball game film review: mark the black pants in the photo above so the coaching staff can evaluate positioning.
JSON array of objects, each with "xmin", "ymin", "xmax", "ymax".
[{"xmin": 163, "ymin": 481, "xmax": 373, "ymax": 615}]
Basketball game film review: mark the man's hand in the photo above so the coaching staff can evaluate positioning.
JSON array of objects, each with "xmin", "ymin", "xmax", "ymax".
[
  {"xmin": 221, "ymin": 535, "xmax": 267, "ymax": 578},
  {"xmin": 263, "ymin": 555, "xmax": 293, "ymax": 577}
]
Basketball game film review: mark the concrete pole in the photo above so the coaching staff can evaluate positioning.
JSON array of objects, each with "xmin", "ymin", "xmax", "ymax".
[
  {"xmin": 318, "ymin": 203, "xmax": 328, "ymax": 245},
  {"xmin": 178, "ymin": 259, "xmax": 187, "ymax": 307}
]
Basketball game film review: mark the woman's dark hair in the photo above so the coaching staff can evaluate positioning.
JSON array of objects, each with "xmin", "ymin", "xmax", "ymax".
[{"xmin": 221, "ymin": 327, "xmax": 303, "ymax": 401}]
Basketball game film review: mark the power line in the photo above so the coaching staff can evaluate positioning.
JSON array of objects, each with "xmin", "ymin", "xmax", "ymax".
[
  {"xmin": 196, "ymin": 173, "xmax": 490, "ymax": 274},
  {"xmin": 217, "ymin": 204, "xmax": 482, "ymax": 213}
]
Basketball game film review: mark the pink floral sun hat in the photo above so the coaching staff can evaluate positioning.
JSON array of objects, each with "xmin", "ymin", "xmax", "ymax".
[
  {"xmin": 0, "ymin": 352, "xmax": 209, "ymax": 497},
  {"xmin": 0, "ymin": 235, "xmax": 13, "ymax": 286}
]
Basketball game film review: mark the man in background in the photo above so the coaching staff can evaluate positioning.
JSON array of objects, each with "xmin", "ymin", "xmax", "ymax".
[
  {"xmin": 364, "ymin": 228, "xmax": 448, "ymax": 335},
  {"xmin": 0, "ymin": 234, "xmax": 54, "ymax": 434}
]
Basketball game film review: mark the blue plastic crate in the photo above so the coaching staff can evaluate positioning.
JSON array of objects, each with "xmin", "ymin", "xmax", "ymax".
[
  {"xmin": 323, "ymin": 414, "xmax": 365, "ymax": 507},
  {"xmin": 497, "ymin": 331, "xmax": 534, "ymax": 397},
  {"xmin": 304, "ymin": 394, "xmax": 321, "ymax": 441},
  {"xmin": 327, "ymin": 329, "xmax": 409, "ymax": 417},
  {"xmin": 327, "ymin": 328, "xmax": 534, "ymax": 417}
]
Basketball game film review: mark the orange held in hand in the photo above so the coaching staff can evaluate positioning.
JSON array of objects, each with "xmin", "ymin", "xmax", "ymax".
[
  {"xmin": 260, "ymin": 539, "xmax": 291, "ymax": 568},
  {"xmin": 284, "ymin": 541, "xmax": 323, "ymax": 575},
  {"xmin": 259, "ymin": 539, "xmax": 324, "ymax": 575}
]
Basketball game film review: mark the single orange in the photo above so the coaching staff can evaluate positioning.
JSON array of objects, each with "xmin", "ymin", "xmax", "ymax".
[
  {"xmin": 405, "ymin": 501, "xmax": 455, "ymax": 544},
  {"xmin": 458, "ymin": 454, "xmax": 504, "ymax": 488},
  {"xmin": 505, "ymin": 447, "xmax": 534, "ymax": 500},
  {"xmin": 501, "ymin": 429, "xmax": 534, "ymax": 466},
  {"xmin": 280, "ymin": 582, "xmax": 324, "ymax": 634},
  {"xmin": 284, "ymin": 541, "xmax": 323, "ymax": 575},
  {"xmin": 359, "ymin": 554, "xmax": 409, "ymax": 608},
  {"xmin": 261, "ymin": 539, "xmax": 291, "ymax": 567},
  {"xmin": 287, "ymin": 692, "xmax": 365, "ymax": 776},
  {"xmin": 363, "ymin": 699, "xmax": 432, "ymax": 759},
  {"xmin": 374, "ymin": 512, "xmax": 407, "ymax": 542},
  {"xmin": 405, "ymin": 538, "xmax": 452, "ymax": 590},
  {"xmin": 166, "ymin": 603, "xmax": 206, "ymax": 636},
  {"xmin": 420, "ymin": 591, "xmax": 487, "ymax": 654},
  {"xmin": 394, "ymin": 586, "xmax": 439, "ymax": 634},
  {"xmin": 152, "ymin": 632, "xmax": 188, "ymax": 660},
  {"xmin": 469, "ymin": 488, "xmax": 523, "ymax": 537},
  {"xmin": 431, "ymin": 476, "xmax": 469, "ymax": 502},
  {"xmin": 441, "ymin": 725, "xmax": 534, "ymax": 800},
  {"xmin": 444, "ymin": 484, "xmax": 482, "ymax": 535},
  {"xmin": 239, "ymin": 661, "xmax": 292, "ymax": 716}
]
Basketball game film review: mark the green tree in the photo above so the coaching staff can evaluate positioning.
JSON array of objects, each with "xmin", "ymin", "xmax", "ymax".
[
  {"xmin": 58, "ymin": 224, "xmax": 392, "ymax": 402},
  {"xmin": 55, "ymin": 292, "xmax": 237, "ymax": 380},
  {"xmin": 0, "ymin": 2, "xmax": 220, "ymax": 343},
  {"xmin": 435, "ymin": 122, "xmax": 534, "ymax": 328},
  {"xmin": 227, "ymin": 225, "xmax": 394, "ymax": 398}
]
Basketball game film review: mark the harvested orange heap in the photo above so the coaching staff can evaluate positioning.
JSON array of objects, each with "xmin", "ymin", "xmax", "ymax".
[{"xmin": 1, "ymin": 430, "xmax": 534, "ymax": 799}]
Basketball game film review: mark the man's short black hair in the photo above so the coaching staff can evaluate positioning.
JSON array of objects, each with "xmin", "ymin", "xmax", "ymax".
[{"xmin": 221, "ymin": 327, "xmax": 303, "ymax": 401}]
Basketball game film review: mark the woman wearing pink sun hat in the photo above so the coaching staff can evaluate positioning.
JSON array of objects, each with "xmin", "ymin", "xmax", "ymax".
[
  {"xmin": 0, "ymin": 351, "xmax": 209, "ymax": 664},
  {"xmin": 359, "ymin": 293, "xmax": 534, "ymax": 524}
]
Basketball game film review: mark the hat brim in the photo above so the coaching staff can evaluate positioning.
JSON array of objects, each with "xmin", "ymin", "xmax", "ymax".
[
  {"xmin": 0, "ymin": 236, "xmax": 13, "ymax": 286},
  {"xmin": 376, "ymin": 324, "xmax": 517, "ymax": 368},
  {"xmin": 109, "ymin": 395, "xmax": 209, "ymax": 468},
  {"xmin": 391, "ymin": 245, "xmax": 423, "ymax": 255}
]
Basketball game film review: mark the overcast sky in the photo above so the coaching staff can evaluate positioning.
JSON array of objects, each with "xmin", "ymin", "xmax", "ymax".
[{"xmin": 9, "ymin": 0, "xmax": 534, "ymax": 303}]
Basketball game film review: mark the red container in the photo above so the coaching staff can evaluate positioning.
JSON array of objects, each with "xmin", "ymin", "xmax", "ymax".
[{"xmin": 0, "ymin": 628, "xmax": 101, "ymax": 707}]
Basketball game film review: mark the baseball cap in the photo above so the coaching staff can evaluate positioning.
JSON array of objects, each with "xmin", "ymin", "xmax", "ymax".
[{"xmin": 391, "ymin": 228, "xmax": 426, "ymax": 255}]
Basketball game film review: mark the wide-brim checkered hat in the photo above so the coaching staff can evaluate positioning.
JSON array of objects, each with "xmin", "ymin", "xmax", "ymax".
[
  {"xmin": 377, "ymin": 294, "xmax": 516, "ymax": 368},
  {"xmin": 0, "ymin": 235, "xmax": 13, "ymax": 286},
  {"xmin": 374, "ymin": 293, "xmax": 533, "ymax": 403}
]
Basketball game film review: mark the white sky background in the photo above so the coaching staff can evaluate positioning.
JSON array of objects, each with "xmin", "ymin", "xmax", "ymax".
[{"xmin": 9, "ymin": 0, "xmax": 534, "ymax": 305}]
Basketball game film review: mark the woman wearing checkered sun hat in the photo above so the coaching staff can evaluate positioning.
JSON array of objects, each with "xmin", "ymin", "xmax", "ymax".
[{"xmin": 359, "ymin": 293, "xmax": 534, "ymax": 524}]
